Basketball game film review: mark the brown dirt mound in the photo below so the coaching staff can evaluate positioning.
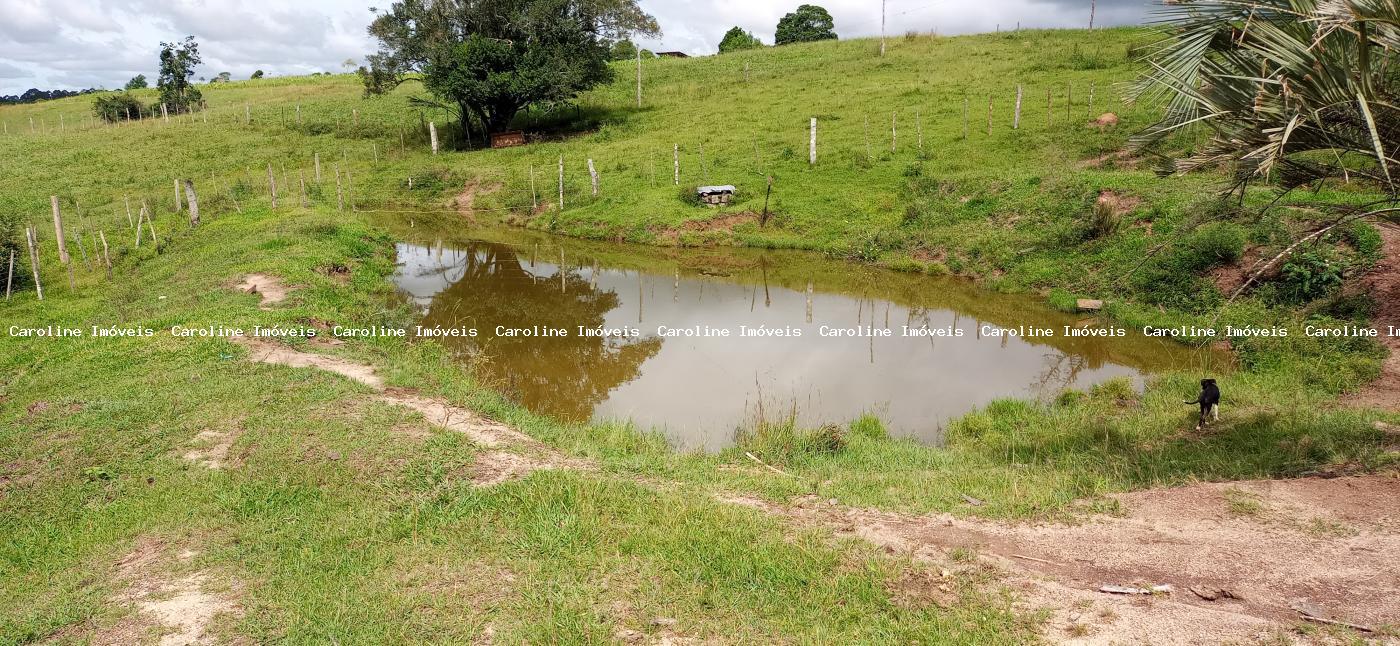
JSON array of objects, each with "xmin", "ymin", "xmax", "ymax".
[
  {"xmin": 1348, "ymin": 223, "xmax": 1400, "ymax": 410},
  {"xmin": 455, "ymin": 179, "xmax": 502, "ymax": 219},
  {"xmin": 723, "ymin": 474, "xmax": 1400, "ymax": 643},
  {"xmin": 234, "ymin": 274, "xmax": 291, "ymax": 310}
]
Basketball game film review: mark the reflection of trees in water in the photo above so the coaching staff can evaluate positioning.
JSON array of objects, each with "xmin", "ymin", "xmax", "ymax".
[
  {"xmin": 1031, "ymin": 353, "xmax": 1089, "ymax": 396},
  {"xmin": 419, "ymin": 242, "xmax": 662, "ymax": 422}
]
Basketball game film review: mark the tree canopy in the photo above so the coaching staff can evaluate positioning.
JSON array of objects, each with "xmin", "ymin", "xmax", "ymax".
[
  {"xmin": 775, "ymin": 5, "xmax": 836, "ymax": 45},
  {"xmin": 157, "ymin": 37, "xmax": 202, "ymax": 112},
  {"xmin": 361, "ymin": 0, "xmax": 660, "ymax": 135},
  {"xmin": 1131, "ymin": 0, "xmax": 1400, "ymax": 202},
  {"xmin": 718, "ymin": 27, "xmax": 762, "ymax": 53},
  {"xmin": 124, "ymin": 74, "xmax": 148, "ymax": 90}
]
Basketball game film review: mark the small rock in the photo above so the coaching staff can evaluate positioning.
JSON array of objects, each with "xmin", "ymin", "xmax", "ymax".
[
  {"xmin": 326, "ymin": 451, "xmax": 342, "ymax": 461},
  {"xmin": 940, "ymin": 568, "xmax": 950, "ymax": 578},
  {"xmin": 649, "ymin": 618, "xmax": 677, "ymax": 628},
  {"xmin": 1076, "ymin": 298, "xmax": 1104, "ymax": 312},
  {"xmin": 827, "ymin": 498, "xmax": 839, "ymax": 506}
]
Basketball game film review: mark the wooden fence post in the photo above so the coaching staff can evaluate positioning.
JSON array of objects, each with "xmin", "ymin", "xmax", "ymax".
[
  {"xmin": 1047, "ymin": 88, "xmax": 1052, "ymax": 128},
  {"xmin": 5, "ymin": 249, "xmax": 12, "ymax": 299},
  {"xmin": 51, "ymin": 196, "xmax": 70, "ymax": 265},
  {"xmin": 987, "ymin": 95, "xmax": 993, "ymax": 136},
  {"xmin": 962, "ymin": 96, "xmax": 969, "ymax": 140},
  {"xmin": 335, "ymin": 167, "xmax": 344, "ymax": 211},
  {"xmin": 267, "ymin": 164, "xmax": 278, "ymax": 208},
  {"xmin": 314, "ymin": 152, "xmax": 322, "ymax": 183},
  {"xmin": 161, "ymin": 103, "xmax": 169, "ymax": 122},
  {"xmin": 299, "ymin": 172, "xmax": 308, "ymax": 208},
  {"xmin": 673, "ymin": 144, "xmax": 679, "ymax": 185},
  {"xmin": 25, "ymin": 227, "xmax": 42, "ymax": 300},
  {"xmin": 809, "ymin": 117, "xmax": 817, "ymax": 165},
  {"xmin": 124, "ymin": 196, "xmax": 134, "ymax": 230},
  {"xmin": 429, "ymin": 121, "xmax": 439, "ymax": 154},
  {"xmin": 916, "ymin": 110, "xmax": 923, "ymax": 153},
  {"xmin": 352, "ymin": 109, "xmax": 359, "ymax": 127},
  {"xmin": 587, "ymin": 159, "xmax": 599, "ymax": 196},
  {"xmin": 1014, "ymin": 84, "xmax": 1023, "ymax": 129},
  {"xmin": 529, "ymin": 164, "xmax": 537, "ymax": 210},
  {"xmin": 558, "ymin": 156, "xmax": 565, "ymax": 210},
  {"xmin": 296, "ymin": 104, "xmax": 302, "ymax": 124},
  {"xmin": 864, "ymin": 115, "xmax": 871, "ymax": 161},
  {"xmin": 98, "ymin": 231, "xmax": 112, "ymax": 277},
  {"xmin": 891, "ymin": 111, "xmax": 897, "ymax": 153},
  {"xmin": 1088, "ymin": 81, "xmax": 1095, "ymax": 116},
  {"xmin": 184, "ymin": 180, "xmax": 200, "ymax": 226}
]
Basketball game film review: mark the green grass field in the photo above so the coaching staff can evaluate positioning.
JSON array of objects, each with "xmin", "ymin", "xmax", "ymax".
[{"xmin": 2, "ymin": 27, "xmax": 1398, "ymax": 643}]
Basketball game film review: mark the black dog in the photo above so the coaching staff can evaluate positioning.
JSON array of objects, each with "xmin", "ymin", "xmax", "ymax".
[{"xmin": 1185, "ymin": 378, "xmax": 1221, "ymax": 430}]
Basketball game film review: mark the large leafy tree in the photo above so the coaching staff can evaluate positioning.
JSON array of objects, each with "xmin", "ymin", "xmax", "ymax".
[
  {"xmin": 124, "ymin": 74, "xmax": 148, "ymax": 90},
  {"xmin": 362, "ymin": 0, "xmax": 659, "ymax": 134},
  {"xmin": 1131, "ymin": 0, "xmax": 1400, "ymax": 296},
  {"xmin": 775, "ymin": 5, "xmax": 837, "ymax": 45},
  {"xmin": 157, "ymin": 37, "xmax": 202, "ymax": 112},
  {"xmin": 718, "ymin": 26, "xmax": 762, "ymax": 53}
]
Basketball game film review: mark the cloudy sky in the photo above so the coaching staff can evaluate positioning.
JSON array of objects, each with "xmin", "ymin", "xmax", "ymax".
[{"xmin": 0, "ymin": 0, "xmax": 1155, "ymax": 94}]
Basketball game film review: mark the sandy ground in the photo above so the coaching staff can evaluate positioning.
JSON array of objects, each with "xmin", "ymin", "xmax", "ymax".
[
  {"xmin": 725, "ymin": 474, "xmax": 1400, "ymax": 644},
  {"xmin": 234, "ymin": 273, "xmax": 291, "ymax": 311}
]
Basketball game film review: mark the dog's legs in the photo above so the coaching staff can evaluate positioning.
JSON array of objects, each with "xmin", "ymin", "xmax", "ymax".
[{"xmin": 1212, "ymin": 404, "xmax": 1219, "ymax": 422}]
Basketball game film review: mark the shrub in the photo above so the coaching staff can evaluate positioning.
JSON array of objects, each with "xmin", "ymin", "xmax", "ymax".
[
  {"xmin": 736, "ymin": 421, "xmax": 847, "ymax": 464},
  {"xmin": 1276, "ymin": 249, "xmax": 1343, "ymax": 304},
  {"xmin": 92, "ymin": 93, "xmax": 147, "ymax": 123},
  {"xmin": 849, "ymin": 414, "xmax": 889, "ymax": 439},
  {"xmin": 1132, "ymin": 223, "xmax": 1244, "ymax": 311}
]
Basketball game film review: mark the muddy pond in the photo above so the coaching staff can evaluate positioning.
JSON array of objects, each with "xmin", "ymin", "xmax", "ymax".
[{"xmin": 392, "ymin": 227, "xmax": 1223, "ymax": 450}]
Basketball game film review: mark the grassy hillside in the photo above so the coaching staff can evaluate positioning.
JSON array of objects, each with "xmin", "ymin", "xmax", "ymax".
[{"xmin": 1, "ymin": 27, "xmax": 1398, "ymax": 643}]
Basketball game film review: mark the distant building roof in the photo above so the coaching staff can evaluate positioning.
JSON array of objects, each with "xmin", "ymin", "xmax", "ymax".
[{"xmin": 656, "ymin": 51, "xmax": 689, "ymax": 58}]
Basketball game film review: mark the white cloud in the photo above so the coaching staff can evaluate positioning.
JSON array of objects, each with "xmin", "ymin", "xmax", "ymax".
[{"xmin": 0, "ymin": 0, "xmax": 1153, "ymax": 92}]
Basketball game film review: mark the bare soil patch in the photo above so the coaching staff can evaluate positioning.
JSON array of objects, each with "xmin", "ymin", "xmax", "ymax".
[
  {"xmin": 455, "ymin": 179, "xmax": 502, "ymax": 220},
  {"xmin": 181, "ymin": 424, "xmax": 242, "ymax": 471},
  {"xmin": 87, "ymin": 540, "xmax": 239, "ymax": 646},
  {"xmin": 678, "ymin": 212, "xmax": 756, "ymax": 233},
  {"xmin": 1348, "ymin": 223, "xmax": 1400, "ymax": 410},
  {"xmin": 724, "ymin": 474, "xmax": 1400, "ymax": 644},
  {"xmin": 233, "ymin": 336, "xmax": 587, "ymax": 485},
  {"xmin": 234, "ymin": 274, "xmax": 292, "ymax": 310}
]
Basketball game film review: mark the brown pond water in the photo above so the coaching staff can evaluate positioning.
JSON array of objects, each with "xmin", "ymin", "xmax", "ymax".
[{"xmin": 392, "ymin": 227, "xmax": 1226, "ymax": 450}]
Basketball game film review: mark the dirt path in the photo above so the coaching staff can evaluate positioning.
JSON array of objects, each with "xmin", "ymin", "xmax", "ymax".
[
  {"xmin": 1350, "ymin": 223, "xmax": 1400, "ymax": 410},
  {"xmin": 83, "ymin": 540, "xmax": 238, "ymax": 646},
  {"xmin": 235, "ymin": 274, "xmax": 291, "ymax": 311},
  {"xmin": 725, "ymin": 474, "xmax": 1400, "ymax": 644},
  {"xmin": 231, "ymin": 337, "xmax": 589, "ymax": 485}
]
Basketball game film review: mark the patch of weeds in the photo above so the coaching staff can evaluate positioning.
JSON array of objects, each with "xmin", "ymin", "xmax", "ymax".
[
  {"xmin": 947, "ymin": 546, "xmax": 977, "ymax": 563},
  {"xmin": 735, "ymin": 421, "xmax": 847, "ymax": 465},
  {"xmin": 1222, "ymin": 487, "xmax": 1264, "ymax": 518},
  {"xmin": 1302, "ymin": 517, "xmax": 1357, "ymax": 538},
  {"xmin": 849, "ymin": 414, "xmax": 888, "ymax": 440}
]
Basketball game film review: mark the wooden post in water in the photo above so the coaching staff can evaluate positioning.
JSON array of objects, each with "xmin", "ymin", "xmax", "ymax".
[
  {"xmin": 51, "ymin": 196, "xmax": 70, "ymax": 265},
  {"xmin": 267, "ymin": 164, "xmax": 278, "ymax": 208},
  {"xmin": 25, "ymin": 227, "xmax": 42, "ymax": 300},
  {"xmin": 184, "ymin": 180, "xmax": 200, "ymax": 227},
  {"xmin": 558, "ymin": 156, "xmax": 565, "ymax": 210},
  {"xmin": 429, "ymin": 121, "xmax": 439, "ymax": 155},
  {"xmin": 587, "ymin": 159, "xmax": 599, "ymax": 196},
  {"xmin": 1014, "ymin": 85, "xmax": 1023, "ymax": 129}
]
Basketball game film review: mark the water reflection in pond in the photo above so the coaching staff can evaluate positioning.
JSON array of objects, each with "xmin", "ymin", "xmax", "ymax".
[{"xmin": 393, "ymin": 230, "xmax": 1223, "ymax": 450}]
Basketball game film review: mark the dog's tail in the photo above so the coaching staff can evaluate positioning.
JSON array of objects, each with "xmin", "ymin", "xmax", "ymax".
[{"xmin": 1183, "ymin": 398, "xmax": 1199, "ymax": 405}]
